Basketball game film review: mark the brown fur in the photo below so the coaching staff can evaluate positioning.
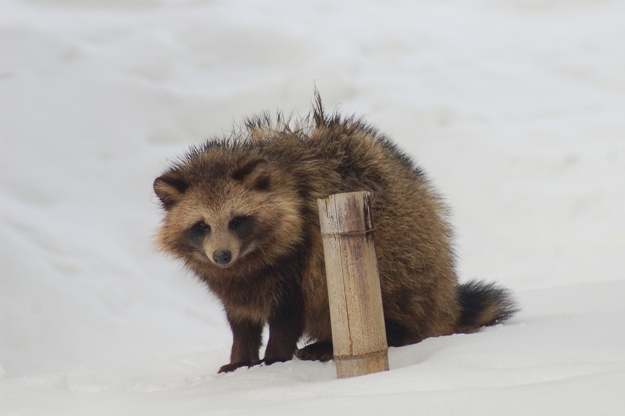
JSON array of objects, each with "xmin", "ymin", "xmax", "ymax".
[{"xmin": 154, "ymin": 95, "xmax": 517, "ymax": 373}]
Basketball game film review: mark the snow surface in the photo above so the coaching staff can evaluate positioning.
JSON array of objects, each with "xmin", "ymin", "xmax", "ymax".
[{"xmin": 2, "ymin": 0, "xmax": 625, "ymax": 414}]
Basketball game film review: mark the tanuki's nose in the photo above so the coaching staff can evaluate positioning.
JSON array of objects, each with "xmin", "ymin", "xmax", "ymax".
[{"xmin": 213, "ymin": 250, "xmax": 232, "ymax": 266}]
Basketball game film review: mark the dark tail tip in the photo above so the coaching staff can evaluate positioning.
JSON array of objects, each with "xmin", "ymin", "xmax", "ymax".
[{"xmin": 457, "ymin": 281, "xmax": 518, "ymax": 331}]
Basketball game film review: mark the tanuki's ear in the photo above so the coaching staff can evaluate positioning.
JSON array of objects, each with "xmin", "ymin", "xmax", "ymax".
[
  {"xmin": 154, "ymin": 171, "xmax": 188, "ymax": 209},
  {"xmin": 232, "ymin": 158, "xmax": 271, "ymax": 190}
]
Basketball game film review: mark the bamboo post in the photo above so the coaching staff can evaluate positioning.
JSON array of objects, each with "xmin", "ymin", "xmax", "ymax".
[{"xmin": 317, "ymin": 191, "xmax": 389, "ymax": 379}]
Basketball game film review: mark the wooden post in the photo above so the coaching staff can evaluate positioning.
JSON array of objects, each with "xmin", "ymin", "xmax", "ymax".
[{"xmin": 317, "ymin": 191, "xmax": 389, "ymax": 379}]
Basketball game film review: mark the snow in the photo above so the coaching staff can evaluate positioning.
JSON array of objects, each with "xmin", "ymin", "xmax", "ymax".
[{"xmin": 1, "ymin": 0, "xmax": 624, "ymax": 414}]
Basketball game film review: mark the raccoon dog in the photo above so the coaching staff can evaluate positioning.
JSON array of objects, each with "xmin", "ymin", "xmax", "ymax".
[{"xmin": 154, "ymin": 96, "xmax": 517, "ymax": 373}]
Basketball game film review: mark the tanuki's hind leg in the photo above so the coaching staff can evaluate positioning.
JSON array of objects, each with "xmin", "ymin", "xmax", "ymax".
[
  {"xmin": 295, "ymin": 340, "xmax": 333, "ymax": 362},
  {"xmin": 296, "ymin": 320, "xmax": 422, "ymax": 362}
]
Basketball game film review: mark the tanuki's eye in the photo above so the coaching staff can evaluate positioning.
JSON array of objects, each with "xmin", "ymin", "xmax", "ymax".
[
  {"xmin": 191, "ymin": 220, "xmax": 211, "ymax": 235},
  {"xmin": 228, "ymin": 215, "xmax": 255, "ymax": 239},
  {"xmin": 229, "ymin": 216, "xmax": 248, "ymax": 231}
]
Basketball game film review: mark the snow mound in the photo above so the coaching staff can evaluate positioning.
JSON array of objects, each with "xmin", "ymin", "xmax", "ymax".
[{"xmin": 2, "ymin": 0, "xmax": 624, "ymax": 414}]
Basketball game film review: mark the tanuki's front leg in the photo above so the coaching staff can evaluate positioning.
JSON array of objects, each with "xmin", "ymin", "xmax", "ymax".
[
  {"xmin": 219, "ymin": 316, "xmax": 263, "ymax": 373},
  {"xmin": 263, "ymin": 295, "xmax": 304, "ymax": 365}
]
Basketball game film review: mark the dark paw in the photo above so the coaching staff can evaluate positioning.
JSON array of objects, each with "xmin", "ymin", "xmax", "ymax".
[
  {"xmin": 262, "ymin": 356, "xmax": 292, "ymax": 366},
  {"xmin": 295, "ymin": 341, "xmax": 334, "ymax": 362},
  {"xmin": 217, "ymin": 361, "xmax": 258, "ymax": 373}
]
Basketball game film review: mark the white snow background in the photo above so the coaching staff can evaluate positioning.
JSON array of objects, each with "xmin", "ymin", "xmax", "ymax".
[{"xmin": 1, "ymin": 0, "xmax": 625, "ymax": 414}]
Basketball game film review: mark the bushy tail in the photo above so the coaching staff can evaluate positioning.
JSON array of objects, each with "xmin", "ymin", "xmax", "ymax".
[{"xmin": 456, "ymin": 281, "xmax": 518, "ymax": 332}]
